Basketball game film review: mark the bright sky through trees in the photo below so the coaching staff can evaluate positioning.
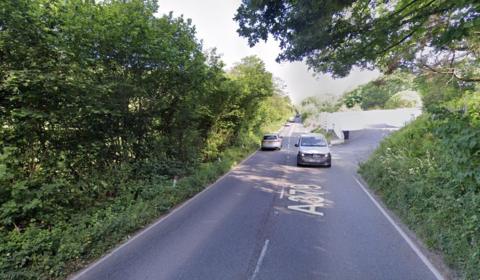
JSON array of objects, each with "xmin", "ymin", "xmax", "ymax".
[{"xmin": 156, "ymin": 0, "xmax": 380, "ymax": 104}]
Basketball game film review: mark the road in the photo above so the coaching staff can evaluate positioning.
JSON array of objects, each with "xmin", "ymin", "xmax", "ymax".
[{"xmin": 72, "ymin": 122, "xmax": 443, "ymax": 280}]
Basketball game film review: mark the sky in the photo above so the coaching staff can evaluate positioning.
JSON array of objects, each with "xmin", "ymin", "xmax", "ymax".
[{"xmin": 156, "ymin": 0, "xmax": 381, "ymax": 104}]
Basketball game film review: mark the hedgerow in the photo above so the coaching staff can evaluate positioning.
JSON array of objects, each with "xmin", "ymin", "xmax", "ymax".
[
  {"xmin": 0, "ymin": 0, "xmax": 292, "ymax": 278},
  {"xmin": 359, "ymin": 92, "xmax": 480, "ymax": 279}
]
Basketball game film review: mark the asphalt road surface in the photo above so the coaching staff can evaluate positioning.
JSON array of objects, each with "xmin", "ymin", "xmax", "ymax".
[{"xmin": 72, "ymin": 123, "xmax": 443, "ymax": 280}]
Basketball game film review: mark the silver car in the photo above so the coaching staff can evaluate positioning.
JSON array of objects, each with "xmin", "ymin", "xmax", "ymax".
[
  {"xmin": 295, "ymin": 133, "xmax": 331, "ymax": 167},
  {"xmin": 261, "ymin": 134, "xmax": 282, "ymax": 150}
]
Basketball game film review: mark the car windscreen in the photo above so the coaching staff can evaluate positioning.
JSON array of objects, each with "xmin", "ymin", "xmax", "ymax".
[
  {"xmin": 300, "ymin": 136, "xmax": 326, "ymax": 147},
  {"xmin": 263, "ymin": 135, "xmax": 277, "ymax": 140}
]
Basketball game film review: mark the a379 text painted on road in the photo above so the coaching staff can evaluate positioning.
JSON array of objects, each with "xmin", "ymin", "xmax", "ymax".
[{"xmin": 283, "ymin": 184, "xmax": 329, "ymax": 216}]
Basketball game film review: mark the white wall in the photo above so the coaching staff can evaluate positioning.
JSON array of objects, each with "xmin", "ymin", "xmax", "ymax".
[{"xmin": 314, "ymin": 108, "xmax": 422, "ymax": 139}]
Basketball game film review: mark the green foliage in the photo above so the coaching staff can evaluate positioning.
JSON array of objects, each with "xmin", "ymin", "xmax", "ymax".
[
  {"xmin": 0, "ymin": 143, "xmax": 258, "ymax": 279},
  {"xmin": 384, "ymin": 90, "xmax": 421, "ymax": 109},
  {"xmin": 384, "ymin": 96, "xmax": 414, "ymax": 109},
  {"xmin": 298, "ymin": 95, "xmax": 338, "ymax": 122},
  {"xmin": 415, "ymin": 74, "xmax": 476, "ymax": 113},
  {"xmin": 343, "ymin": 91, "xmax": 363, "ymax": 109},
  {"xmin": 1, "ymin": 0, "xmax": 208, "ymax": 228},
  {"xmin": 342, "ymin": 71, "xmax": 415, "ymax": 109},
  {"xmin": 0, "ymin": 0, "xmax": 292, "ymax": 278},
  {"xmin": 359, "ymin": 91, "xmax": 480, "ymax": 278},
  {"xmin": 235, "ymin": 0, "xmax": 480, "ymax": 78},
  {"xmin": 310, "ymin": 127, "xmax": 335, "ymax": 142}
]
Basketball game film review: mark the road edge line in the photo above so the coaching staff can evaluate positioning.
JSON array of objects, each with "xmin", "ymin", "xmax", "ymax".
[
  {"xmin": 353, "ymin": 176, "xmax": 444, "ymax": 280},
  {"xmin": 70, "ymin": 148, "xmax": 260, "ymax": 280}
]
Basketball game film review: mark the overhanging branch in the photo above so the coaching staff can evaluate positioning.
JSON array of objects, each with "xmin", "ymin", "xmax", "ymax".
[{"xmin": 421, "ymin": 63, "xmax": 480, "ymax": 82}]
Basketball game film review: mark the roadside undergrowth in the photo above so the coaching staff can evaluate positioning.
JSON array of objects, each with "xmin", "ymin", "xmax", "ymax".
[
  {"xmin": 0, "ymin": 139, "xmax": 261, "ymax": 280},
  {"xmin": 359, "ymin": 107, "xmax": 480, "ymax": 279}
]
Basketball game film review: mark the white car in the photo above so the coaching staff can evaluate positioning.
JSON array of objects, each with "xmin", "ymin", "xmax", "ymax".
[
  {"xmin": 295, "ymin": 133, "xmax": 331, "ymax": 167},
  {"xmin": 261, "ymin": 134, "xmax": 282, "ymax": 150}
]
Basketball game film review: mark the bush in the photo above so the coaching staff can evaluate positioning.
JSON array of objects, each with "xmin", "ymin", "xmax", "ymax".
[
  {"xmin": 341, "ymin": 71, "xmax": 415, "ymax": 110},
  {"xmin": 0, "ymin": 142, "xmax": 259, "ymax": 279},
  {"xmin": 310, "ymin": 127, "xmax": 336, "ymax": 142},
  {"xmin": 359, "ymin": 109, "xmax": 480, "ymax": 279},
  {"xmin": 0, "ymin": 1, "xmax": 293, "ymax": 278}
]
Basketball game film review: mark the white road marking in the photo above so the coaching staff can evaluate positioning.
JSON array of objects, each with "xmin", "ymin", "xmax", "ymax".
[
  {"xmin": 287, "ymin": 123, "xmax": 295, "ymax": 150},
  {"xmin": 353, "ymin": 177, "xmax": 444, "ymax": 280},
  {"xmin": 287, "ymin": 204, "xmax": 324, "ymax": 216},
  {"xmin": 291, "ymin": 184, "xmax": 322, "ymax": 190},
  {"xmin": 279, "ymin": 187, "xmax": 285, "ymax": 199},
  {"xmin": 282, "ymin": 185, "xmax": 327, "ymax": 216},
  {"xmin": 288, "ymin": 193, "xmax": 325, "ymax": 204},
  {"xmin": 250, "ymin": 239, "xmax": 270, "ymax": 280}
]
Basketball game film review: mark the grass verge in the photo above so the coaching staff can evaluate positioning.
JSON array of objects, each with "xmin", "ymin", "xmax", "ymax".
[
  {"xmin": 0, "ymin": 142, "xmax": 259, "ymax": 280},
  {"xmin": 358, "ymin": 115, "xmax": 480, "ymax": 279}
]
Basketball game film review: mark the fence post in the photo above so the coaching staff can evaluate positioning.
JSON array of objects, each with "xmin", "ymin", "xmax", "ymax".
[{"xmin": 172, "ymin": 176, "xmax": 178, "ymax": 188}]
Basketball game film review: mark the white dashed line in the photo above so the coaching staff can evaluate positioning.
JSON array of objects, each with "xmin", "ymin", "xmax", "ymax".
[{"xmin": 250, "ymin": 239, "xmax": 270, "ymax": 280}]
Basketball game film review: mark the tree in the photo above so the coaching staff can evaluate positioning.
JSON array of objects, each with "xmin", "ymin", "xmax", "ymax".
[
  {"xmin": 0, "ymin": 1, "xmax": 294, "ymax": 277},
  {"xmin": 235, "ymin": 0, "xmax": 480, "ymax": 79},
  {"xmin": 341, "ymin": 71, "xmax": 415, "ymax": 109},
  {"xmin": 227, "ymin": 56, "xmax": 275, "ymax": 136},
  {"xmin": 298, "ymin": 95, "xmax": 338, "ymax": 121}
]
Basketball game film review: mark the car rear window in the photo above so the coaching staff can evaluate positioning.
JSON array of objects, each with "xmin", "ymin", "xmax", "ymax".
[{"xmin": 263, "ymin": 135, "xmax": 278, "ymax": 140}]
